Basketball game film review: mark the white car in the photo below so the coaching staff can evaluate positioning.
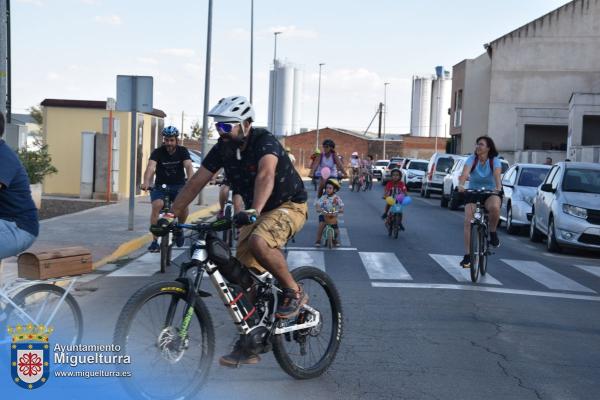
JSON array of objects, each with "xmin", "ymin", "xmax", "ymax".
[
  {"xmin": 372, "ymin": 159, "xmax": 389, "ymax": 181},
  {"xmin": 500, "ymin": 163, "xmax": 551, "ymax": 234},
  {"xmin": 441, "ymin": 156, "xmax": 468, "ymax": 209},
  {"xmin": 402, "ymin": 159, "xmax": 428, "ymax": 191}
]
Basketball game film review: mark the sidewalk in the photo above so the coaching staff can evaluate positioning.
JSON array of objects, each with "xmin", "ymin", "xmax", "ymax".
[{"xmin": 1, "ymin": 185, "xmax": 220, "ymax": 283}]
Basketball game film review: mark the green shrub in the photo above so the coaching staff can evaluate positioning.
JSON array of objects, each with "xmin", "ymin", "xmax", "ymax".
[{"xmin": 18, "ymin": 143, "xmax": 58, "ymax": 185}]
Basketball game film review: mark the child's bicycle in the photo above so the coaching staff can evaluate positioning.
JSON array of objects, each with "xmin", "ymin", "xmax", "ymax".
[
  {"xmin": 320, "ymin": 210, "xmax": 339, "ymax": 249},
  {"xmin": 384, "ymin": 200, "xmax": 405, "ymax": 239}
]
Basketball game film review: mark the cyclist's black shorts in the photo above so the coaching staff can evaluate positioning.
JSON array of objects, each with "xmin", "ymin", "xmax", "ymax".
[
  {"xmin": 150, "ymin": 184, "xmax": 184, "ymax": 203},
  {"xmin": 464, "ymin": 191, "xmax": 503, "ymax": 205}
]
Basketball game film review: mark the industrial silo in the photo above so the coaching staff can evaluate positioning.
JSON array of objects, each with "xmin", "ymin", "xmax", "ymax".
[
  {"xmin": 292, "ymin": 68, "xmax": 303, "ymax": 134},
  {"xmin": 429, "ymin": 67, "xmax": 452, "ymax": 138},
  {"xmin": 410, "ymin": 76, "xmax": 433, "ymax": 137}
]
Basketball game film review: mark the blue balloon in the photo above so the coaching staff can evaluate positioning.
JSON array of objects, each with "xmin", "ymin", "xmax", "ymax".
[{"xmin": 401, "ymin": 196, "xmax": 412, "ymax": 206}]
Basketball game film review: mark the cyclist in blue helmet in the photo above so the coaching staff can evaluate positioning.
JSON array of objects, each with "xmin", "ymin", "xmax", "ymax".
[{"xmin": 141, "ymin": 125, "xmax": 194, "ymax": 251}]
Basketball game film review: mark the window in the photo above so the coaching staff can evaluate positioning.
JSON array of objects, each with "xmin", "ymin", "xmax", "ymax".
[
  {"xmin": 436, "ymin": 157, "xmax": 455, "ymax": 173},
  {"xmin": 408, "ymin": 161, "xmax": 428, "ymax": 172},
  {"xmin": 550, "ymin": 167, "xmax": 562, "ymax": 191},
  {"xmin": 544, "ymin": 166, "xmax": 559, "ymax": 185},
  {"xmin": 453, "ymin": 90, "xmax": 463, "ymax": 128},
  {"xmin": 563, "ymin": 168, "xmax": 600, "ymax": 194},
  {"xmin": 518, "ymin": 168, "xmax": 548, "ymax": 187},
  {"xmin": 524, "ymin": 125, "xmax": 567, "ymax": 150},
  {"xmin": 582, "ymin": 115, "xmax": 600, "ymax": 146},
  {"xmin": 502, "ymin": 167, "xmax": 517, "ymax": 186}
]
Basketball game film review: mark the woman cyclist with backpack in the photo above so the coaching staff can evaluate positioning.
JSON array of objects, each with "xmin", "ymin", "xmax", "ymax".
[{"xmin": 457, "ymin": 136, "xmax": 503, "ymax": 268}]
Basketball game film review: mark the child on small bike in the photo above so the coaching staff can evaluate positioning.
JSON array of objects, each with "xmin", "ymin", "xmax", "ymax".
[
  {"xmin": 382, "ymin": 168, "xmax": 407, "ymax": 229},
  {"xmin": 315, "ymin": 178, "xmax": 344, "ymax": 247}
]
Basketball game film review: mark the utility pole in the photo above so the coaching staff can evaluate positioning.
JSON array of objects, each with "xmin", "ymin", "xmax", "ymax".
[
  {"xmin": 383, "ymin": 82, "xmax": 390, "ymax": 159},
  {"xmin": 0, "ymin": 0, "xmax": 7, "ymax": 118},
  {"xmin": 198, "ymin": 0, "xmax": 213, "ymax": 205},
  {"xmin": 181, "ymin": 111, "xmax": 185, "ymax": 137},
  {"xmin": 377, "ymin": 102, "xmax": 383, "ymax": 138}
]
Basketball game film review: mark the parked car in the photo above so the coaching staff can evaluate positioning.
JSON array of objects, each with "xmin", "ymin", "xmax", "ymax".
[
  {"xmin": 530, "ymin": 162, "xmax": 600, "ymax": 252},
  {"xmin": 389, "ymin": 157, "xmax": 411, "ymax": 169},
  {"xmin": 441, "ymin": 156, "xmax": 468, "ymax": 209},
  {"xmin": 402, "ymin": 159, "xmax": 429, "ymax": 191},
  {"xmin": 382, "ymin": 162, "xmax": 401, "ymax": 184},
  {"xmin": 421, "ymin": 153, "xmax": 459, "ymax": 198},
  {"xmin": 440, "ymin": 156, "xmax": 511, "ymax": 209},
  {"xmin": 372, "ymin": 159, "xmax": 390, "ymax": 181},
  {"xmin": 500, "ymin": 164, "xmax": 551, "ymax": 234},
  {"xmin": 189, "ymin": 149, "xmax": 202, "ymax": 173}
]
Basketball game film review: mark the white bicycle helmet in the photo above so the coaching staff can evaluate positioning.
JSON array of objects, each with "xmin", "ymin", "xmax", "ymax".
[
  {"xmin": 207, "ymin": 95, "xmax": 255, "ymax": 123},
  {"xmin": 352, "ymin": 151, "xmax": 359, "ymax": 156}
]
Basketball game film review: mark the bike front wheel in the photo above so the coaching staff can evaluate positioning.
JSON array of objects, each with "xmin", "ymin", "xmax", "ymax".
[
  {"xmin": 272, "ymin": 266, "xmax": 343, "ymax": 380},
  {"xmin": 113, "ymin": 281, "xmax": 215, "ymax": 400},
  {"xmin": 469, "ymin": 224, "xmax": 481, "ymax": 282},
  {"xmin": 5, "ymin": 283, "xmax": 83, "ymax": 346},
  {"xmin": 160, "ymin": 234, "xmax": 172, "ymax": 273}
]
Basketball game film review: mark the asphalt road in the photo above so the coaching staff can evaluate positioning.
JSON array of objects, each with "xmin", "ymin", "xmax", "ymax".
[{"xmin": 21, "ymin": 181, "xmax": 600, "ymax": 400}]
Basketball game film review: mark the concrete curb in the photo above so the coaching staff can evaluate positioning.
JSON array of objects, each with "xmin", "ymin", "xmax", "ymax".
[{"xmin": 92, "ymin": 203, "xmax": 220, "ymax": 269}]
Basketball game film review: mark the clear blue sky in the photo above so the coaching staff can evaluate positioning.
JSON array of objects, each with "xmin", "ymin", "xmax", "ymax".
[{"xmin": 12, "ymin": 0, "xmax": 568, "ymax": 133}]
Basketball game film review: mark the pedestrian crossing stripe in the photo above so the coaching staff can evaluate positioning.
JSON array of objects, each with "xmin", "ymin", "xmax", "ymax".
[
  {"xmin": 501, "ymin": 259, "xmax": 595, "ymax": 293},
  {"xmin": 358, "ymin": 252, "xmax": 412, "ymax": 280},
  {"xmin": 574, "ymin": 264, "xmax": 600, "ymax": 279},
  {"xmin": 429, "ymin": 254, "xmax": 502, "ymax": 285}
]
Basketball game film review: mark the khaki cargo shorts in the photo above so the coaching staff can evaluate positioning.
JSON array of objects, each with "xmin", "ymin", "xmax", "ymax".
[{"xmin": 236, "ymin": 201, "xmax": 308, "ymax": 273}]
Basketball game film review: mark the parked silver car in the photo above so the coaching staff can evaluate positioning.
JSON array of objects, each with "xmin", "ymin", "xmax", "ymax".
[
  {"xmin": 530, "ymin": 162, "xmax": 600, "ymax": 252},
  {"xmin": 372, "ymin": 159, "xmax": 389, "ymax": 181},
  {"xmin": 500, "ymin": 163, "xmax": 551, "ymax": 234},
  {"xmin": 402, "ymin": 159, "xmax": 429, "ymax": 191},
  {"xmin": 421, "ymin": 153, "xmax": 459, "ymax": 198}
]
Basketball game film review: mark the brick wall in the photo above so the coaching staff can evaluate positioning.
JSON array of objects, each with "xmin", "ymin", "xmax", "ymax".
[{"xmin": 283, "ymin": 128, "xmax": 370, "ymax": 170}]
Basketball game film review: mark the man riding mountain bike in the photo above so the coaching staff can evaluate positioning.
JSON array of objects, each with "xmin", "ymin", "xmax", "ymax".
[
  {"xmin": 168, "ymin": 95, "xmax": 309, "ymax": 367},
  {"xmin": 141, "ymin": 126, "xmax": 194, "ymax": 252},
  {"xmin": 458, "ymin": 135, "xmax": 503, "ymax": 268}
]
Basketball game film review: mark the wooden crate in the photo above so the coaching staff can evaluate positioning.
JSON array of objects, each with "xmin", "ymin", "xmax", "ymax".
[{"xmin": 17, "ymin": 246, "xmax": 93, "ymax": 280}]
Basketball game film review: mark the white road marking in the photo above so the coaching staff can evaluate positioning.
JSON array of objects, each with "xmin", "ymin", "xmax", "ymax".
[
  {"xmin": 284, "ymin": 246, "xmax": 357, "ymax": 251},
  {"xmin": 287, "ymin": 251, "xmax": 325, "ymax": 272},
  {"xmin": 339, "ymin": 227, "xmax": 351, "ymax": 247},
  {"xmin": 370, "ymin": 282, "xmax": 600, "ymax": 302},
  {"xmin": 359, "ymin": 252, "xmax": 412, "ymax": 280},
  {"xmin": 430, "ymin": 254, "xmax": 502, "ymax": 285},
  {"xmin": 502, "ymin": 259, "xmax": 595, "ymax": 293},
  {"xmin": 574, "ymin": 265, "xmax": 600, "ymax": 279}
]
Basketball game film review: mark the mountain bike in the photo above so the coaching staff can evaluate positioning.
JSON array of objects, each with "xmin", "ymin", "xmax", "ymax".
[
  {"xmin": 113, "ymin": 216, "xmax": 343, "ymax": 400},
  {"xmin": 148, "ymin": 185, "xmax": 175, "ymax": 273},
  {"xmin": 320, "ymin": 210, "xmax": 339, "ymax": 249},
  {"xmin": 385, "ymin": 203, "xmax": 404, "ymax": 239},
  {"xmin": 465, "ymin": 189, "xmax": 496, "ymax": 282}
]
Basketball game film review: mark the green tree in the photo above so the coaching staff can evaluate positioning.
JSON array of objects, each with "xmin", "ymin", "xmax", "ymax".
[
  {"xmin": 190, "ymin": 121, "xmax": 202, "ymax": 139},
  {"xmin": 29, "ymin": 106, "xmax": 43, "ymax": 126},
  {"xmin": 18, "ymin": 140, "xmax": 58, "ymax": 184}
]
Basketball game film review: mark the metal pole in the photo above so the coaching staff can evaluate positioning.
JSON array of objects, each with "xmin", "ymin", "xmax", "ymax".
[
  {"xmin": 383, "ymin": 82, "xmax": 389, "ymax": 159},
  {"xmin": 128, "ymin": 77, "xmax": 138, "ymax": 231},
  {"xmin": 315, "ymin": 63, "xmax": 324, "ymax": 149},
  {"xmin": 181, "ymin": 110, "xmax": 185, "ymax": 137},
  {"xmin": 107, "ymin": 108, "xmax": 113, "ymax": 203},
  {"xmin": 435, "ymin": 94, "xmax": 440, "ymax": 152},
  {"xmin": 5, "ymin": 0, "xmax": 9, "ymax": 122},
  {"xmin": 271, "ymin": 31, "xmax": 281, "ymax": 135},
  {"xmin": 250, "ymin": 0, "xmax": 254, "ymax": 103},
  {"xmin": 0, "ymin": 0, "xmax": 7, "ymax": 118},
  {"xmin": 198, "ymin": 0, "xmax": 213, "ymax": 205}
]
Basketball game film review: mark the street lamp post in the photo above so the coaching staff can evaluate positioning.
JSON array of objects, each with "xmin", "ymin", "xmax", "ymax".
[
  {"xmin": 198, "ymin": 0, "xmax": 213, "ymax": 205},
  {"xmin": 383, "ymin": 82, "xmax": 390, "ymax": 159},
  {"xmin": 315, "ymin": 63, "xmax": 325, "ymax": 150},
  {"xmin": 249, "ymin": 0, "xmax": 254, "ymax": 103},
  {"xmin": 271, "ymin": 31, "xmax": 282, "ymax": 136}
]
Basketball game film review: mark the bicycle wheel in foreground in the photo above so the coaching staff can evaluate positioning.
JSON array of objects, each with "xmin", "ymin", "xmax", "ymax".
[
  {"xmin": 5, "ymin": 284, "xmax": 83, "ymax": 346},
  {"xmin": 159, "ymin": 235, "xmax": 171, "ymax": 273},
  {"xmin": 273, "ymin": 266, "xmax": 343, "ymax": 379},
  {"xmin": 113, "ymin": 281, "xmax": 215, "ymax": 400},
  {"xmin": 469, "ymin": 225, "xmax": 481, "ymax": 282}
]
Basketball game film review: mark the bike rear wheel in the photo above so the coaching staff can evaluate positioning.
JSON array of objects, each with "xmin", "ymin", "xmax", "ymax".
[
  {"xmin": 5, "ymin": 283, "xmax": 83, "ymax": 346},
  {"xmin": 113, "ymin": 281, "xmax": 215, "ymax": 400},
  {"xmin": 469, "ymin": 224, "xmax": 481, "ymax": 282},
  {"xmin": 272, "ymin": 267, "xmax": 343, "ymax": 380},
  {"xmin": 480, "ymin": 228, "xmax": 488, "ymax": 276}
]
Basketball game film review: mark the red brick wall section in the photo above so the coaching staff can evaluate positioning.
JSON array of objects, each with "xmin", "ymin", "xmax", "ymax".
[{"xmin": 284, "ymin": 128, "xmax": 370, "ymax": 170}]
